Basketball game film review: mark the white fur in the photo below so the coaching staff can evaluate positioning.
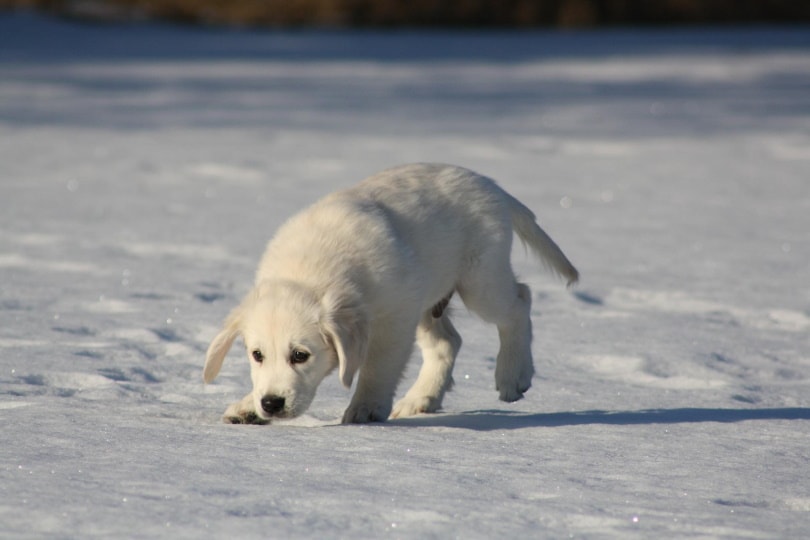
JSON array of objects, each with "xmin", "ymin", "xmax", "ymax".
[{"xmin": 203, "ymin": 163, "xmax": 578, "ymax": 424}]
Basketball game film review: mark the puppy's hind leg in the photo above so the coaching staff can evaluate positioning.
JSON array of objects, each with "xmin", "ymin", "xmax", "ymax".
[
  {"xmin": 492, "ymin": 282, "xmax": 534, "ymax": 402},
  {"xmin": 391, "ymin": 309, "xmax": 462, "ymax": 419},
  {"xmin": 459, "ymin": 265, "xmax": 534, "ymax": 403}
]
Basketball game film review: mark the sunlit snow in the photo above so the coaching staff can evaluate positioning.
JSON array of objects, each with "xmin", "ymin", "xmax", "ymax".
[{"xmin": 1, "ymin": 12, "xmax": 809, "ymax": 538}]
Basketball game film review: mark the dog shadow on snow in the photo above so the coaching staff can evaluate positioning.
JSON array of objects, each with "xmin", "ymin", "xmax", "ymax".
[{"xmin": 386, "ymin": 407, "xmax": 810, "ymax": 431}]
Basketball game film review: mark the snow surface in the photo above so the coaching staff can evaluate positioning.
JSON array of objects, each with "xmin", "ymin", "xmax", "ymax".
[{"xmin": 1, "ymin": 12, "xmax": 810, "ymax": 538}]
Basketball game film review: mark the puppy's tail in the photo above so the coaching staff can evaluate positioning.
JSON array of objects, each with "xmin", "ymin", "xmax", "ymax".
[{"xmin": 507, "ymin": 193, "xmax": 579, "ymax": 287}]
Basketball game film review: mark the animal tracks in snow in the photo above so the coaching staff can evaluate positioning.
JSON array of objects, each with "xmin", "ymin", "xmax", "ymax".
[
  {"xmin": 574, "ymin": 287, "xmax": 810, "ymax": 333},
  {"xmin": 569, "ymin": 287, "xmax": 809, "ymax": 391},
  {"xmin": 571, "ymin": 355, "xmax": 727, "ymax": 390},
  {"xmin": 604, "ymin": 288, "xmax": 810, "ymax": 333},
  {"xmin": 0, "ymin": 276, "xmax": 229, "ymax": 406},
  {"xmin": 0, "ymin": 253, "xmax": 103, "ymax": 275}
]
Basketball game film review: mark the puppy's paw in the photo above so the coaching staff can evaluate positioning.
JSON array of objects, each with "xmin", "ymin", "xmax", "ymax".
[
  {"xmin": 223, "ymin": 411, "xmax": 270, "ymax": 425},
  {"xmin": 496, "ymin": 373, "xmax": 532, "ymax": 403},
  {"xmin": 496, "ymin": 359, "xmax": 534, "ymax": 403},
  {"xmin": 222, "ymin": 400, "xmax": 269, "ymax": 425},
  {"xmin": 498, "ymin": 386, "xmax": 527, "ymax": 403},
  {"xmin": 390, "ymin": 395, "xmax": 440, "ymax": 419},
  {"xmin": 341, "ymin": 402, "xmax": 390, "ymax": 424}
]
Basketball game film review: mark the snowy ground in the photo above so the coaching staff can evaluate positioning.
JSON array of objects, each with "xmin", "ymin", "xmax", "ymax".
[{"xmin": 1, "ymin": 12, "xmax": 809, "ymax": 538}]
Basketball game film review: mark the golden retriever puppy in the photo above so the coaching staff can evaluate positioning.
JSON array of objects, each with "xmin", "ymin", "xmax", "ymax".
[{"xmin": 203, "ymin": 163, "xmax": 578, "ymax": 424}]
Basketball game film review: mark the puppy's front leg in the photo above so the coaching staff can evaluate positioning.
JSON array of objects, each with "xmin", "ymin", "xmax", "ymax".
[
  {"xmin": 222, "ymin": 392, "xmax": 268, "ymax": 425},
  {"xmin": 342, "ymin": 332, "xmax": 415, "ymax": 424},
  {"xmin": 342, "ymin": 367, "xmax": 400, "ymax": 423}
]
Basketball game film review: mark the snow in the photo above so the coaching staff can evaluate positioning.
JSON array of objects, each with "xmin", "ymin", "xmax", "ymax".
[{"xmin": 1, "ymin": 11, "xmax": 810, "ymax": 538}]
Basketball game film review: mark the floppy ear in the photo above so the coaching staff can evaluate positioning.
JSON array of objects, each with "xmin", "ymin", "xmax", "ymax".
[
  {"xmin": 320, "ymin": 287, "xmax": 369, "ymax": 389},
  {"xmin": 203, "ymin": 305, "xmax": 243, "ymax": 384}
]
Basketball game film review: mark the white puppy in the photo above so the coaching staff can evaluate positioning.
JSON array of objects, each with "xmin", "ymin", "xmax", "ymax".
[{"xmin": 203, "ymin": 163, "xmax": 578, "ymax": 424}]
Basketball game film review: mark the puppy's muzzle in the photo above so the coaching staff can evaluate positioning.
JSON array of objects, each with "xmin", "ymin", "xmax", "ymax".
[{"xmin": 260, "ymin": 395, "xmax": 286, "ymax": 416}]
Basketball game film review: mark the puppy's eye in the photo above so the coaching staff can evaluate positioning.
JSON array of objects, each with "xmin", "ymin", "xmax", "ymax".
[
  {"xmin": 290, "ymin": 349, "xmax": 310, "ymax": 364},
  {"xmin": 251, "ymin": 350, "xmax": 264, "ymax": 363}
]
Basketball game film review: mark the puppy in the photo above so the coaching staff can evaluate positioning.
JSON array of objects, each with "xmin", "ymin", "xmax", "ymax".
[{"xmin": 203, "ymin": 163, "xmax": 578, "ymax": 424}]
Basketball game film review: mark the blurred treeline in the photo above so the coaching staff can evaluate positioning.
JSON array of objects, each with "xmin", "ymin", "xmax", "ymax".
[{"xmin": 3, "ymin": 0, "xmax": 810, "ymax": 27}]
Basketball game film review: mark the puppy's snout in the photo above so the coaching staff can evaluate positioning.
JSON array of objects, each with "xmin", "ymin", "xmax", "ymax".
[{"xmin": 260, "ymin": 395, "xmax": 286, "ymax": 415}]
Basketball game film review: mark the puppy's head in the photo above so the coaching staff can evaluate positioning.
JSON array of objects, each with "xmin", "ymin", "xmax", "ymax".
[{"xmin": 203, "ymin": 280, "xmax": 368, "ymax": 421}]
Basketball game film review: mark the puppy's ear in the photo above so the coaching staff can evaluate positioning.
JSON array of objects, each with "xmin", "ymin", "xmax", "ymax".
[
  {"xmin": 320, "ymin": 287, "xmax": 368, "ymax": 389},
  {"xmin": 203, "ymin": 305, "xmax": 243, "ymax": 384}
]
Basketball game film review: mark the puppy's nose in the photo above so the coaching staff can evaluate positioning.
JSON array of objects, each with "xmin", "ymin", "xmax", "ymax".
[{"xmin": 260, "ymin": 395, "xmax": 285, "ymax": 415}]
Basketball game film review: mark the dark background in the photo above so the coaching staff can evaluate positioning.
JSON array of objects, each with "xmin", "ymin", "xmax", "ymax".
[{"xmin": 3, "ymin": 0, "xmax": 810, "ymax": 28}]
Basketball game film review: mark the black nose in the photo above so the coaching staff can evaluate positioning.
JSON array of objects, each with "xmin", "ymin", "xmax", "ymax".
[{"xmin": 261, "ymin": 395, "xmax": 286, "ymax": 415}]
